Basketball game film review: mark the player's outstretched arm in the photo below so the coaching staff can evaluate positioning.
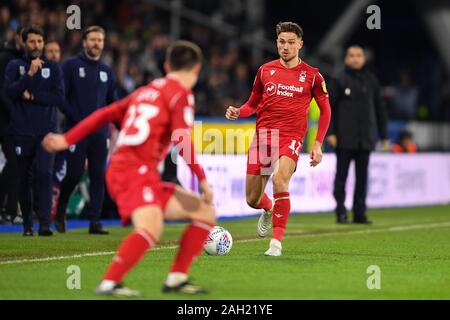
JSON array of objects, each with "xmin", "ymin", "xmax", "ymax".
[
  {"xmin": 225, "ymin": 67, "xmax": 263, "ymax": 120},
  {"xmin": 309, "ymin": 141, "xmax": 323, "ymax": 167},
  {"xmin": 225, "ymin": 106, "xmax": 240, "ymax": 120},
  {"xmin": 42, "ymin": 95, "xmax": 131, "ymax": 153},
  {"xmin": 225, "ymin": 104, "xmax": 257, "ymax": 120},
  {"xmin": 199, "ymin": 180, "xmax": 214, "ymax": 205},
  {"xmin": 312, "ymin": 82, "xmax": 331, "ymax": 144},
  {"xmin": 42, "ymin": 133, "xmax": 69, "ymax": 152},
  {"xmin": 171, "ymin": 91, "xmax": 214, "ymax": 204},
  {"xmin": 310, "ymin": 72, "xmax": 332, "ymax": 167},
  {"xmin": 173, "ymin": 135, "xmax": 214, "ymax": 204}
]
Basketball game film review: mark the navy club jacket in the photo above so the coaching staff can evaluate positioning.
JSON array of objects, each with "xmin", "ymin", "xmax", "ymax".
[
  {"xmin": 61, "ymin": 51, "xmax": 117, "ymax": 137},
  {"xmin": 4, "ymin": 55, "xmax": 65, "ymax": 136}
]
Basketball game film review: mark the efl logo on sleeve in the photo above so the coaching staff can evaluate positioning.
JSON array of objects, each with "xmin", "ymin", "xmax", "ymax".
[
  {"xmin": 183, "ymin": 107, "xmax": 194, "ymax": 126},
  {"xmin": 187, "ymin": 94, "xmax": 195, "ymax": 106},
  {"xmin": 321, "ymin": 81, "xmax": 327, "ymax": 93}
]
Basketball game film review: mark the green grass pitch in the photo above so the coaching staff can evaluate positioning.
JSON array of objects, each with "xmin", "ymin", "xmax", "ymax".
[{"xmin": 0, "ymin": 206, "xmax": 449, "ymax": 300}]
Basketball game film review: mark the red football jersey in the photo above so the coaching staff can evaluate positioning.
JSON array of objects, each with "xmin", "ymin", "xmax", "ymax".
[
  {"xmin": 65, "ymin": 76, "xmax": 204, "ymax": 178},
  {"xmin": 112, "ymin": 77, "xmax": 195, "ymax": 168},
  {"xmin": 240, "ymin": 59, "xmax": 331, "ymax": 142}
]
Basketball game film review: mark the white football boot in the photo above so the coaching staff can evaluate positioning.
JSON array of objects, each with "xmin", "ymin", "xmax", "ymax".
[
  {"xmin": 264, "ymin": 239, "xmax": 282, "ymax": 256},
  {"xmin": 95, "ymin": 281, "xmax": 142, "ymax": 297},
  {"xmin": 257, "ymin": 200, "xmax": 274, "ymax": 237}
]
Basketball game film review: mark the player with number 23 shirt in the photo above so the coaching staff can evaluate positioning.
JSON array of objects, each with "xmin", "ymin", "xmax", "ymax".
[{"xmin": 43, "ymin": 41, "xmax": 216, "ymax": 296}]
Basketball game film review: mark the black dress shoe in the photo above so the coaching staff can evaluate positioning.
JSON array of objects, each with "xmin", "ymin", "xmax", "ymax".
[
  {"xmin": 54, "ymin": 218, "xmax": 66, "ymax": 233},
  {"xmin": 353, "ymin": 216, "xmax": 373, "ymax": 224},
  {"xmin": 23, "ymin": 228, "xmax": 34, "ymax": 237},
  {"xmin": 38, "ymin": 225, "xmax": 54, "ymax": 236},
  {"xmin": 89, "ymin": 222, "xmax": 109, "ymax": 235},
  {"xmin": 336, "ymin": 214, "xmax": 349, "ymax": 224}
]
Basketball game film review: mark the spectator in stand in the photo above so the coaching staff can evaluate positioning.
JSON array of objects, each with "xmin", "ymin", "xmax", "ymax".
[
  {"xmin": 391, "ymin": 130, "xmax": 418, "ymax": 153},
  {"xmin": 391, "ymin": 71, "xmax": 419, "ymax": 120},
  {"xmin": 0, "ymin": 24, "xmax": 23, "ymax": 225},
  {"xmin": 44, "ymin": 40, "xmax": 61, "ymax": 63}
]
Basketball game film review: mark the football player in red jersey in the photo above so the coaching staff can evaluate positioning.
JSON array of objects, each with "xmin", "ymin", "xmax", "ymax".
[
  {"xmin": 226, "ymin": 22, "xmax": 331, "ymax": 256},
  {"xmin": 42, "ymin": 41, "xmax": 216, "ymax": 296}
]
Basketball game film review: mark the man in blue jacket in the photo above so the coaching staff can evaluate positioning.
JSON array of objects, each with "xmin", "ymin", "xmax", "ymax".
[
  {"xmin": 4, "ymin": 25, "xmax": 65, "ymax": 236},
  {"xmin": 0, "ymin": 25, "xmax": 23, "ymax": 225},
  {"xmin": 55, "ymin": 26, "xmax": 117, "ymax": 234}
]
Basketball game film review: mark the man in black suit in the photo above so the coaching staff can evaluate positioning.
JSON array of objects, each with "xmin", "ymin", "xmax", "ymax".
[{"xmin": 327, "ymin": 45, "xmax": 388, "ymax": 224}]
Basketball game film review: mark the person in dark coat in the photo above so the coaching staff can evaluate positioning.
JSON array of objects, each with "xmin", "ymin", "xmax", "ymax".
[
  {"xmin": 0, "ymin": 26, "xmax": 23, "ymax": 224},
  {"xmin": 55, "ymin": 26, "xmax": 117, "ymax": 234},
  {"xmin": 4, "ymin": 25, "xmax": 65, "ymax": 236},
  {"xmin": 327, "ymin": 45, "xmax": 388, "ymax": 224}
]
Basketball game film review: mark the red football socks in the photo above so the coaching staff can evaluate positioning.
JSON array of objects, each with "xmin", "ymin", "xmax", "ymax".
[
  {"xmin": 272, "ymin": 192, "xmax": 291, "ymax": 242},
  {"xmin": 103, "ymin": 229, "xmax": 156, "ymax": 283},
  {"xmin": 256, "ymin": 193, "xmax": 273, "ymax": 211},
  {"xmin": 170, "ymin": 220, "xmax": 214, "ymax": 274}
]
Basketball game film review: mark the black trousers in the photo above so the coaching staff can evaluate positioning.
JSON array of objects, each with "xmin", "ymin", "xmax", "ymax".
[
  {"xmin": 333, "ymin": 148, "xmax": 371, "ymax": 219},
  {"xmin": 14, "ymin": 135, "xmax": 55, "ymax": 229},
  {"xmin": 0, "ymin": 134, "xmax": 19, "ymax": 217},
  {"xmin": 161, "ymin": 146, "xmax": 180, "ymax": 184},
  {"xmin": 56, "ymin": 134, "xmax": 108, "ymax": 223}
]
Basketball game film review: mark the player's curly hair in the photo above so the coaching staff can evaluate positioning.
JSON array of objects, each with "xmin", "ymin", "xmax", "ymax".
[
  {"xmin": 276, "ymin": 22, "xmax": 304, "ymax": 39},
  {"xmin": 166, "ymin": 40, "xmax": 203, "ymax": 71}
]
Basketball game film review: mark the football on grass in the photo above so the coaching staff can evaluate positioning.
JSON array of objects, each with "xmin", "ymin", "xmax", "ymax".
[{"xmin": 204, "ymin": 226, "xmax": 233, "ymax": 255}]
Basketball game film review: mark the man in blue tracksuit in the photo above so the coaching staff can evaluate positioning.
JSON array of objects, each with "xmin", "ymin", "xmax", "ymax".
[
  {"xmin": 55, "ymin": 26, "xmax": 117, "ymax": 234},
  {"xmin": 4, "ymin": 25, "xmax": 65, "ymax": 236},
  {"xmin": 0, "ymin": 25, "xmax": 23, "ymax": 225}
]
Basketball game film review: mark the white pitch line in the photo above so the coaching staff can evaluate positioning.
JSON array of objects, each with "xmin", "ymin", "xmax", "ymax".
[
  {"xmin": 0, "ymin": 251, "xmax": 117, "ymax": 265},
  {"xmin": 0, "ymin": 245, "xmax": 179, "ymax": 265},
  {"xmin": 1, "ymin": 221, "xmax": 450, "ymax": 265},
  {"xmin": 237, "ymin": 221, "xmax": 450, "ymax": 243}
]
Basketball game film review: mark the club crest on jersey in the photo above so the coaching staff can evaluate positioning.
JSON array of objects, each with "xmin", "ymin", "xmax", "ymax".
[
  {"xmin": 79, "ymin": 67, "xmax": 86, "ymax": 78},
  {"xmin": 299, "ymin": 70, "xmax": 307, "ymax": 82},
  {"xmin": 270, "ymin": 69, "xmax": 276, "ymax": 76},
  {"xmin": 19, "ymin": 66, "xmax": 25, "ymax": 75},
  {"xmin": 265, "ymin": 82, "xmax": 276, "ymax": 96},
  {"xmin": 322, "ymin": 81, "xmax": 327, "ymax": 93},
  {"xmin": 41, "ymin": 68, "xmax": 50, "ymax": 79},
  {"xmin": 143, "ymin": 186, "xmax": 154, "ymax": 203},
  {"xmin": 99, "ymin": 71, "xmax": 108, "ymax": 82}
]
